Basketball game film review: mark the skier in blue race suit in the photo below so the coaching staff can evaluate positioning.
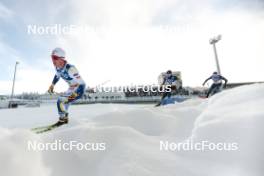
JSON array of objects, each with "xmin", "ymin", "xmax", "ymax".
[
  {"xmin": 156, "ymin": 70, "xmax": 179, "ymax": 106},
  {"xmin": 203, "ymin": 71, "xmax": 228, "ymax": 98},
  {"xmin": 48, "ymin": 48, "xmax": 86, "ymax": 125}
]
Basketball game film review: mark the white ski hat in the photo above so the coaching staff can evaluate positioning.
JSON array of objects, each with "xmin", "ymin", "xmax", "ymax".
[{"xmin": 51, "ymin": 47, "xmax": 65, "ymax": 58}]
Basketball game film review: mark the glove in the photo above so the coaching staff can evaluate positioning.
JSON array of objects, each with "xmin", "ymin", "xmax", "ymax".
[
  {"xmin": 171, "ymin": 85, "xmax": 176, "ymax": 90},
  {"xmin": 68, "ymin": 92, "xmax": 78, "ymax": 101},
  {"xmin": 48, "ymin": 84, "xmax": 54, "ymax": 94}
]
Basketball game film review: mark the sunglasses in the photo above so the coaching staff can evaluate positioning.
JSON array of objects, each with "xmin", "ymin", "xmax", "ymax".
[{"xmin": 51, "ymin": 55, "xmax": 64, "ymax": 61}]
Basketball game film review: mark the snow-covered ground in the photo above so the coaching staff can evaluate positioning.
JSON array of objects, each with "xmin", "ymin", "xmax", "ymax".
[{"xmin": 0, "ymin": 84, "xmax": 263, "ymax": 176}]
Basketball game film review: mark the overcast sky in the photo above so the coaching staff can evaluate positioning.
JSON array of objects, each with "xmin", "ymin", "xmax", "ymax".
[{"xmin": 0, "ymin": 0, "xmax": 264, "ymax": 94}]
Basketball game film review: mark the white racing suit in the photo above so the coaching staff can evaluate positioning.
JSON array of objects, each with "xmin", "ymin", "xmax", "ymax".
[{"xmin": 52, "ymin": 63, "xmax": 86, "ymax": 118}]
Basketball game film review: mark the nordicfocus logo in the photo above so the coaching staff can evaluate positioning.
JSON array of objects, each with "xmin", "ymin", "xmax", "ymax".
[
  {"xmin": 27, "ymin": 24, "xmax": 98, "ymax": 35},
  {"xmin": 95, "ymin": 85, "xmax": 173, "ymax": 93},
  {"xmin": 26, "ymin": 24, "xmax": 191, "ymax": 35},
  {"xmin": 27, "ymin": 140, "xmax": 106, "ymax": 151},
  {"xmin": 160, "ymin": 140, "xmax": 239, "ymax": 151}
]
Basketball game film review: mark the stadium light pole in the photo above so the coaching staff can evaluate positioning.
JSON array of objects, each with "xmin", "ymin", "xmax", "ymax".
[
  {"xmin": 10, "ymin": 61, "xmax": 19, "ymax": 100},
  {"xmin": 209, "ymin": 35, "xmax": 222, "ymax": 75}
]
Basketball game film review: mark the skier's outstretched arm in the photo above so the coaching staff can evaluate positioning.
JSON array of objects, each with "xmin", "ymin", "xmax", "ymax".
[
  {"xmin": 203, "ymin": 77, "xmax": 211, "ymax": 86},
  {"xmin": 48, "ymin": 74, "xmax": 60, "ymax": 94},
  {"xmin": 221, "ymin": 76, "xmax": 228, "ymax": 87}
]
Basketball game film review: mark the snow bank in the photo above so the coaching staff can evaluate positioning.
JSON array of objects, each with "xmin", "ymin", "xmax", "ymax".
[
  {"xmin": 0, "ymin": 84, "xmax": 263, "ymax": 176},
  {"xmin": 0, "ymin": 128, "xmax": 51, "ymax": 176},
  {"xmin": 188, "ymin": 83, "xmax": 264, "ymax": 175}
]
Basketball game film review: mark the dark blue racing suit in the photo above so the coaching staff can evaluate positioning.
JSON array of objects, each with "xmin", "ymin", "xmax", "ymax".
[{"xmin": 203, "ymin": 73, "xmax": 228, "ymax": 98}]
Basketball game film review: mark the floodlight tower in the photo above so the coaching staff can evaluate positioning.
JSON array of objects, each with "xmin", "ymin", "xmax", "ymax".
[
  {"xmin": 209, "ymin": 35, "xmax": 222, "ymax": 75},
  {"xmin": 10, "ymin": 61, "xmax": 19, "ymax": 100}
]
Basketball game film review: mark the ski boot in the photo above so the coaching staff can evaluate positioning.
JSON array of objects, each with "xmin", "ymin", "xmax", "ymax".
[{"xmin": 53, "ymin": 113, "xmax": 69, "ymax": 127}]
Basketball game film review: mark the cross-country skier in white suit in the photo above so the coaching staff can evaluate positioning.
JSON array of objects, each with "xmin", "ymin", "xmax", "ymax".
[{"xmin": 48, "ymin": 47, "xmax": 86, "ymax": 126}]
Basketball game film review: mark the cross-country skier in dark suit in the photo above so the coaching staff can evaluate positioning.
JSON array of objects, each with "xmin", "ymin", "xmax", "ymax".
[{"xmin": 203, "ymin": 71, "xmax": 228, "ymax": 98}]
